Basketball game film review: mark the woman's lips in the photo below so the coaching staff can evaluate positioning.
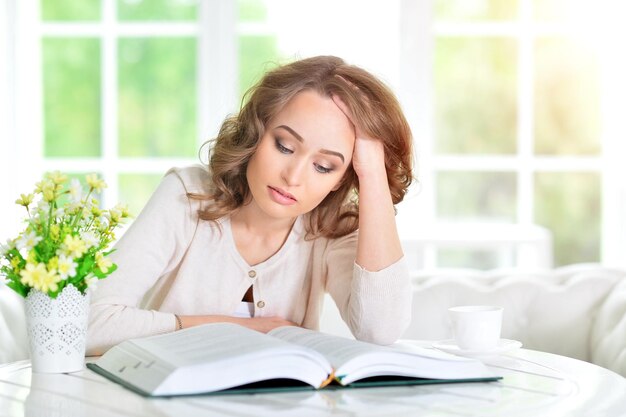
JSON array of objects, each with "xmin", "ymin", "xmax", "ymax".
[{"xmin": 268, "ymin": 186, "xmax": 297, "ymax": 206}]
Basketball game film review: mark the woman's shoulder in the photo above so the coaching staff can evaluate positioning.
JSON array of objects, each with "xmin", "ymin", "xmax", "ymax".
[{"xmin": 165, "ymin": 165, "xmax": 213, "ymax": 195}]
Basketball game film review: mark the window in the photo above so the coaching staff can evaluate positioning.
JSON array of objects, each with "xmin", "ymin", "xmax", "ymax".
[
  {"xmin": 3, "ymin": 0, "xmax": 625, "ymax": 269},
  {"xmin": 407, "ymin": 0, "xmax": 625, "ymax": 268}
]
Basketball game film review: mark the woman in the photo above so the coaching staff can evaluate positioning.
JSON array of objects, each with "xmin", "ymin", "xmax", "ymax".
[{"xmin": 86, "ymin": 55, "xmax": 414, "ymax": 355}]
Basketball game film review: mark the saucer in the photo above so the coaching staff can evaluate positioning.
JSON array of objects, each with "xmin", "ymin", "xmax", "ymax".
[{"xmin": 432, "ymin": 339, "xmax": 523, "ymax": 357}]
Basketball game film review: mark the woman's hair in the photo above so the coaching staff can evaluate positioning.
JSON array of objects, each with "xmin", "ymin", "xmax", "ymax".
[{"xmin": 196, "ymin": 55, "xmax": 413, "ymax": 239}]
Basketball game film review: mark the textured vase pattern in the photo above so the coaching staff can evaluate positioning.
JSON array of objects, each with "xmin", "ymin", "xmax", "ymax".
[{"xmin": 25, "ymin": 284, "xmax": 90, "ymax": 373}]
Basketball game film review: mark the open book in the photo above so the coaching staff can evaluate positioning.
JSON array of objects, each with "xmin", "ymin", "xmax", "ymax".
[{"xmin": 87, "ymin": 323, "xmax": 500, "ymax": 397}]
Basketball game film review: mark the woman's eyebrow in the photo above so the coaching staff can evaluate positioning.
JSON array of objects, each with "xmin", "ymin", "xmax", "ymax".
[{"xmin": 276, "ymin": 125, "xmax": 345, "ymax": 163}]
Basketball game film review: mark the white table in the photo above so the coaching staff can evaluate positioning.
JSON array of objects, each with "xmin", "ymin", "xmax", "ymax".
[{"xmin": 1, "ymin": 347, "xmax": 625, "ymax": 417}]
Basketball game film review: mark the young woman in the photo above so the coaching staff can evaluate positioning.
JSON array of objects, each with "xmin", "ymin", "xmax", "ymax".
[{"xmin": 86, "ymin": 56, "xmax": 414, "ymax": 355}]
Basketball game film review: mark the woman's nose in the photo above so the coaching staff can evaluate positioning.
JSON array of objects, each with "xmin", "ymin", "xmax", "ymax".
[{"xmin": 281, "ymin": 159, "xmax": 306, "ymax": 186}]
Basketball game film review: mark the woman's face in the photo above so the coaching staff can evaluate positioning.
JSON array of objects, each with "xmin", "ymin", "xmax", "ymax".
[{"xmin": 246, "ymin": 90, "xmax": 355, "ymax": 221}]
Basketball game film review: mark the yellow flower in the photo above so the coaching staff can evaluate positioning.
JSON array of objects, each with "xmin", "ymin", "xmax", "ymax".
[
  {"xmin": 10, "ymin": 257, "xmax": 21, "ymax": 269},
  {"xmin": 50, "ymin": 224, "xmax": 60, "ymax": 241},
  {"xmin": 96, "ymin": 252, "xmax": 113, "ymax": 274},
  {"xmin": 47, "ymin": 256, "xmax": 59, "ymax": 271},
  {"xmin": 42, "ymin": 182, "xmax": 56, "ymax": 202},
  {"xmin": 62, "ymin": 235, "xmax": 87, "ymax": 259},
  {"xmin": 15, "ymin": 193, "xmax": 34, "ymax": 207},
  {"xmin": 47, "ymin": 171, "xmax": 68, "ymax": 185},
  {"xmin": 86, "ymin": 174, "xmax": 107, "ymax": 193},
  {"xmin": 19, "ymin": 263, "xmax": 62, "ymax": 293},
  {"xmin": 34, "ymin": 178, "xmax": 54, "ymax": 193}
]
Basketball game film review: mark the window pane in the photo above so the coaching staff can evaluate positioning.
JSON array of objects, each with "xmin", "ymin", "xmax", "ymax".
[
  {"xmin": 438, "ymin": 248, "xmax": 513, "ymax": 269},
  {"xmin": 118, "ymin": 38, "xmax": 197, "ymax": 157},
  {"xmin": 43, "ymin": 38, "xmax": 101, "ymax": 157},
  {"xmin": 534, "ymin": 38, "xmax": 601, "ymax": 155},
  {"xmin": 118, "ymin": 174, "xmax": 162, "ymax": 217},
  {"xmin": 41, "ymin": 0, "xmax": 101, "ymax": 21},
  {"xmin": 238, "ymin": 35, "xmax": 280, "ymax": 98},
  {"xmin": 533, "ymin": 0, "xmax": 589, "ymax": 22},
  {"xmin": 435, "ymin": 0, "xmax": 518, "ymax": 21},
  {"xmin": 118, "ymin": 0, "xmax": 197, "ymax": 21},
  {"xmin": 437, "ymin": 171, "xmax": 517, "ymax": 221},
  {"xmin": 534, "ymin": 172, "xmax": 601, "ymax": 266},
  {"xmin": 435, "ymin": 38, "xmax": 517, "ymax": 154},
  {"xmin": 238, "ymin": 0, "xmax": 269, "ymax": 21}
]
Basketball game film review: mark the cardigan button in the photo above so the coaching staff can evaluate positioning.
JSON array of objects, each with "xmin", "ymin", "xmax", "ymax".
[
  {"xmin": 256, "ymin": 300, "xmax": 265, "ymax": 308},
  {"xmin": 248, "ymin": 270, "xmax": 257, "ymax": 278}
]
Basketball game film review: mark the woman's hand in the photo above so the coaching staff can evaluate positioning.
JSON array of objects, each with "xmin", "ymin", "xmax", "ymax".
[
  {"xmin": 179, "ymin": 314, "xmax": 297, "ymax": 333},
  {"xmin": 237, "ymin": 316, "xmax": 298, "ymax": 333},
  {"xmin": 331, "ymin": 95, "xmax": 386, "ymax": 180}
]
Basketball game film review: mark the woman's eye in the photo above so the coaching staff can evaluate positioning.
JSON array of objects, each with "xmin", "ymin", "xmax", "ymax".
[
  {"xmin": 274, "ymin": 139, "xmax": 293, "ymax": 154},
  {"xmin": 314, "ymin": 164, "xmax": 333, "ymax": 174}
]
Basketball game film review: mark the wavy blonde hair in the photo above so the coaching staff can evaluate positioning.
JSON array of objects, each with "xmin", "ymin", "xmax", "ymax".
[{"xmin": 195, "ymin": 55, "xmax": 413, "ymax": 239}]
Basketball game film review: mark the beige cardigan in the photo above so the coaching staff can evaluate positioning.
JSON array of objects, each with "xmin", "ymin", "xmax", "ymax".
[{"xmin": 86, "ymin": 166, "xmax": 411, "ymax": 355}]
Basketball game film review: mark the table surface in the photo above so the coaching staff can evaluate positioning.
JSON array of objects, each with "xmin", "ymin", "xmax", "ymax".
[{"xmin": 1, "ymin": 344, "xmax": 625, "ymax": 417}]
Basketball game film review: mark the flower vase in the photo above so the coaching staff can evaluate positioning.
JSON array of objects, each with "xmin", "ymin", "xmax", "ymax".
[{"xmin": 24, "ymin": 284, "xmax": 90, "ymax": 373}]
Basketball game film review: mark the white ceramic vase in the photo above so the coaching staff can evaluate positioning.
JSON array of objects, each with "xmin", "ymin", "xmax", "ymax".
[{"xmin": 24, "ymin": 284, "xmax": 90, "ymax": 373}]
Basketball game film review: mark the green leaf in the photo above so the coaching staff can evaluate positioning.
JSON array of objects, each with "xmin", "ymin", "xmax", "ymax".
[
  {"xmin": 6, "ymin": 281, "xmax": 28, "ymax": 298},
  {"xmin": 93, "ymin": 262, "xmax": 117, "ymax": 279}
]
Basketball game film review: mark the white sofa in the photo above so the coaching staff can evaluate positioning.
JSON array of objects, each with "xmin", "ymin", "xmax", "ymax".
[
  {"xmin": 0, "ymin": 283, "xmax": 28, "ymax": 363},
  {"xmin": 321, "ymin": 263, "xmax": 626, "ymax": 377}
]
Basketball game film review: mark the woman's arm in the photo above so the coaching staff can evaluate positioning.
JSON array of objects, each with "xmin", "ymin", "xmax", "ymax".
[
  {"xmin": 178, "ymin": 315, "xmax": 296, "ymax": 333},
  {"xmin": 352, "ymin": 138, "xmax": 404, "ymax": 271},
  {"xmin": 322, "ymin": 96, "xmax": 411, "ymax": 345},
  {"xmin": 332, "ymin": 95, "xmax": 403, "ymax": 271},
  {"xmin": 87, "ymin": 170, "xmax": 199, "ymax": 354}
]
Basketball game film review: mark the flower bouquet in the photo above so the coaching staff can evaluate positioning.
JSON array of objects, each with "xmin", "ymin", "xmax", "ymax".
[{"xmin": 0, "ymin": 171, "xmax": 130, "ymax": 373}]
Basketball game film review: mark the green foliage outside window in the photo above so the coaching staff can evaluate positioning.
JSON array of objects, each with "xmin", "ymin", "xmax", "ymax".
[
  {"xmin": 118, "ymin": 174, "xmax": 163, "ymax": 216},
  {"xmin": 41, "ymin": 0, "xmax": 101, "ymax": 21},
  {"xmin": 238, "ymin": 35, "xmax": 281, "ymax": 99},
  {"xmin": 118, "ymin": 37, "xmax": 197, "ymax": 158},
  {"xmin": 534, "ymin": 38, "xmax": 601, "ymax": 155},
  {"xmin": 435, "ymin": 37, "xmax": 517, "ymax": 154},
  {"xmin": 43, "ymin": 38, "xmax": 101, "ymax": 157},
  {"xmin": 534, "ymin": 172, "xmax": 601, "ymax": 265},
  {"xmin": 117, "ymin": 0, "xmax": 197, "ymax": 21},
  {"xmin": 437, "ymin": 171, "xmax": 517, "ymax": 221}
]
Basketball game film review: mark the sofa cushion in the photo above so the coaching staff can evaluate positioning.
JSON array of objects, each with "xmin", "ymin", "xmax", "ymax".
[{"xmin": 591, "ymin": 279, "xmax": 626, "ymax": 375}]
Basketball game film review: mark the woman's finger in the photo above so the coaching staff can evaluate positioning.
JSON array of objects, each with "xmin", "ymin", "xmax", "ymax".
[{"xmin": 331, "ymin": 94, "xmax": 354, "ymax": 123}]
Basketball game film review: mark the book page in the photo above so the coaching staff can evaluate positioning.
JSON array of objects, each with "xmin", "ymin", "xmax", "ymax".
[
  {"xmin": 268, "ymin": 326, "xmax": 415, "ymax": 368},
  {"xmin": 268, "ymin": 326, "xmax": 493, "ymax": 384},
  {"xmin": 94, "ymin": 323, "xmax": 332, "ymax": 395},
  {"xmin": 137, "ymin": 323, "xmax": 300, "ymax": 367}
]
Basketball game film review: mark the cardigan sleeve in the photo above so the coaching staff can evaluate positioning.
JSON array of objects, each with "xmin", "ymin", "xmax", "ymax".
[
  {"xmin": 323, "ymin": 231, "xmax": 412, "ymax": 345},
  {"xmin": 86, "ymin": 169, "xmax": 201, "ymax": 355}
]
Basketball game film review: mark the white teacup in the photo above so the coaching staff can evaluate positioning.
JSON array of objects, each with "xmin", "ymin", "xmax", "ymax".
[{"xmin": 448, "ymin": 305, "xmax": 503, "ymax": 351}]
